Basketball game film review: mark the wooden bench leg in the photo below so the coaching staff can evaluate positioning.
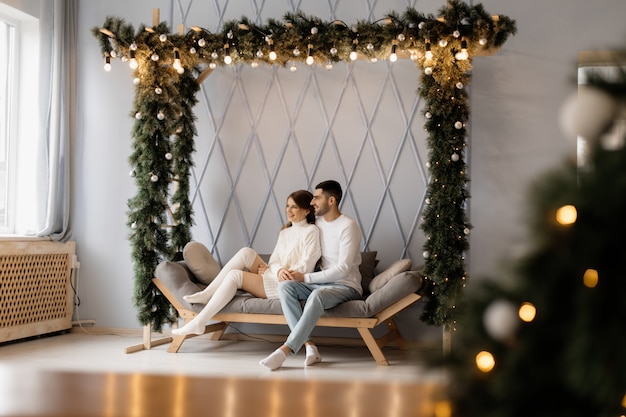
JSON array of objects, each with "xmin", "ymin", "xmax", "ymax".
[
  {"xmin": 357, "ymin": 327, "xmax": 389, "ymax": 366},
  {"xmin": 166, "ymin": 322, "xmax": 229, "ymax": 353},
  {"xmin": 125, "ymin": 324, "xmax": 172, "ymax": 354}
]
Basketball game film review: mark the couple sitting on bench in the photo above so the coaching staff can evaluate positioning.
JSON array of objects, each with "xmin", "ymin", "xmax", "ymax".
[{"xmin": 173, "ymin": 180, "xmax": 363, "ymax": 371}]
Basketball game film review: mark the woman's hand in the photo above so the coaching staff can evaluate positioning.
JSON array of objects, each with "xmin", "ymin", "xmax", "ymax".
[
  {"xmin": 257, "ymin": 263, "xmax": 268, "ymax": 276},
  {"xmin": 278, "ymin": 268, "xmax": 294, "ymax": 281}
]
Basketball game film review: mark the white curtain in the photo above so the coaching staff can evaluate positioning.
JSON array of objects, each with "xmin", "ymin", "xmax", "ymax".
[{"xmin": 36, "ymin": 0, "xmax": 77, "ymax": 240}]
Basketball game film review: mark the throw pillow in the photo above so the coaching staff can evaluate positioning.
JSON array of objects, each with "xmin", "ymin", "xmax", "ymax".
[
  {"xmin": 359, "ymin": 251, "xmax": 379, "ymax": 294},
  {"xmin": 182, "ymin": 241, "xmax": 221, "ymax": 285},
  {"xmin": 369, "ymin": 258, "xmax": 412, "ymax": 293}
]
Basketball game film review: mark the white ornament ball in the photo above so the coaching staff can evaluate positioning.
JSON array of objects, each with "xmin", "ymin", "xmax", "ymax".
[
  {"xmin": 422, "ymin": 250, "xmax": 430, "ymax": 259},
  {"xmin": 155, "ymin": 87, "xmax": 162, "ymax": 95},
  {"xmin": 483, "ymin": 299, "xmax": 520, "ymax": 341},
  {"xmin": 135, "ymin": 112, "xmax": 142, "ymax": 120},
  {"xmin": 451, "ymin": 153, "xmax": 460, "ymax": 162},
  {"xmin": 131, "ymin": 222, "xmax": 138, "ymax": 229},
  {"xmin": 165, "ymin": 152, "xmax": 173, "ymax": 160},
  {"xmin": 157, "ymin": 111, "xmax": 165, "ymax": 120},
  {"xmin": 479, "ymin": 37, "xmax": 488, "ymax": 46},
  {"xmin": 150, "ymin": 174, "xmax": 159, "ymax": 182},
  {"xmin": 151, "ymin": 53, "xmax": 159, "ymax": 61},
  {"xmin": 129, "ymin": 169, "xmax": 136, "ymax": 177},
  {"xmin": 559, "ymin": 86, "xmax": 618, "ymax": 141},
  {"xmin": 211, "ymin": 51, "xmax": 218, "ymax": 59},
  {"xmin": 456, "ymin": 82, "xmax": 464, "ymax": 89},
  {"xmin": 418, "ymin": 22, "xmax": 425, "ymax": 30},
  {"xmin": 397, "ymin": 33, "xmax": 405, "ymax": 42},
  {"xmin": 198, "ymin": 38, "xmax": 206, "ymax": 47},
  {"xmin": 439, "ymin": 39, "xmax": 448, "ymax": 47},
  {"xmin": 453, "ymin": 30, "xmax": 460, "ymax": 38},
  {"xmin": 424, "ymin": 67, "xmax": 433, "ymax": 75},
  {"xmin": 425, "ymin": 198, "xmax": 431, "ymax": 205},
  {"xmin": 130, "ymin": 43, "xmax": 137, "ymax": 51},
  {"xmin": 463, "ymin": 227, "xmax": 470, "ymax": 235},
  {"xmin": 159, "ymin": 34, "xmax": 167, "ymax": 42},
  {"xmin": 330, "ymin": 47, "xmax": 337, "ymax": 55},
  {"xmin": 454, "ymin": 121, "xmax": 463, "ymax": 129},
  {"xmin": 311, "ymin": 27, "xmax": 318, "ymax": 35},
  {"xmin": 190, "ymin": 47, "xmax": 196, "ymax": 54},
  {"xmin": 425, "ymin": 111, "xmax": 432, "ymax": 119},
  {"xmin": 209, "ymin": 62, "xmax": 217, "ymax": 69},
  {"xmin": 133, "ymin": 78, "xmax": 140, "ymax": 85}
]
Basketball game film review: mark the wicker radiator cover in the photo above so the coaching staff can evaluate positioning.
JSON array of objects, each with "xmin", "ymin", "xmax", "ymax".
[{"xmin": 0, "ymin": 240, "xmax": 76, "ymax": 343}]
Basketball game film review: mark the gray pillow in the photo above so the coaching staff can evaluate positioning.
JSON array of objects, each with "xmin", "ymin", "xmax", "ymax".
[
  {"xmin": 182, "ymin": 241, "xmax": 221, "ymax": 285},
  {"xmin": 359, "ymin": 251, "xmax": 378, "ymax": 295}
]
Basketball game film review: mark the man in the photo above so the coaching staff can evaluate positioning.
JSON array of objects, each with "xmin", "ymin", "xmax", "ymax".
[{"xmin": 260, "ymin": 180, "xmax": 362, "ymax": 370}]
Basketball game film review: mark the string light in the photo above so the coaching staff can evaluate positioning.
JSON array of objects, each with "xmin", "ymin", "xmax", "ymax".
[
  {"xmin": 223, "ymin": 43, "xmax": 232, "ymax": 65},
  {"xmin": 172, "ymin": 49, "xmax": 184, "ymax": 73},
  {"xmin": 103, "ymin": 54, "xmax": 112, "ymax": 71},
  {"xmin": 306, "ymin": 43, "xmax": 314, "ymax": 65},
  {"xmin": 129, "ymin": 49, "xmax": 138, "ymax": 69},
  {"xmin": 424, "ymin": 41, "xmax": 433, "ymax": 60},
  {"xmin": 389, "ymin": 40, "xmax": 398, "ymax": 62},
  {"xmin": 350, "ymin": 39, "xmax": 358, "ymax": 61},
  {"xmin": 268, "ymin": 38, "xmax": 277, "ymax": 61},
  {"xmin": 455, "ymin": 39, "xmax": 468, "ymax": 60}
]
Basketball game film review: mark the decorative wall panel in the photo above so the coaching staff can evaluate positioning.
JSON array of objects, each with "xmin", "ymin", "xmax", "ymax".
[{"xmin": 173, "ymin": 0, "xmax": 429, "ymax": 268}]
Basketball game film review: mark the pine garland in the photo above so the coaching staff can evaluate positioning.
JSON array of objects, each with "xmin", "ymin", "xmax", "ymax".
[{"xmin": 92, "ymin": 1, "xmax": 516, "ymax": 330}]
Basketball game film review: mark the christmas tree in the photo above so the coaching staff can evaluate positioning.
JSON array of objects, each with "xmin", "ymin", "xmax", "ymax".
[{"xmin": 435, "ymin": 68, "xmax": 626, "ymax": 417}]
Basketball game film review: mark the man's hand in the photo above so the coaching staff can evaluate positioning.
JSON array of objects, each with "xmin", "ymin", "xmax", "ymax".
[{"xmin": 287, "ymin": 270, "xmax": 305, "ymax": 282}]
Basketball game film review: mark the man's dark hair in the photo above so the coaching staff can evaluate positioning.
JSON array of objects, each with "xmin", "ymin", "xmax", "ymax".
[{"xmin": 315, "ymin": 180, "xmax": 343, "ymax": 205}]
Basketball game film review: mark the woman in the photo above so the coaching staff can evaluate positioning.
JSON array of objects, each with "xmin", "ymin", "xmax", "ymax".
[{"xmin": 172, "ymin": 190, "xmax": 321, "ymax": 339}]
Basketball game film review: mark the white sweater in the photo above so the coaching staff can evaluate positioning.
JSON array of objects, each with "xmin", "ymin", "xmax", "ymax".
[
  {"xmin": 304, "ymin": 214, "xmax": 362, "ymax": 295},
  {"xmin": 265, "ymin": 219, "xmax": 321, "ymax": 281}
]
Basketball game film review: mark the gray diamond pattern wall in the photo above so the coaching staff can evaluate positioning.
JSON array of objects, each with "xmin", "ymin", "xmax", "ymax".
[{"xmin": 175, "ymin": 0, "xmax": 430, "ymax": 269}]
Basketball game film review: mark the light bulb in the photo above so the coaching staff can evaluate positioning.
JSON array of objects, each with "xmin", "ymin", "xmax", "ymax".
[
  {"xmin": 223, "ymin": 43, "xmax": 232, "ymax": 64},
  {"xmin": 455, "ymin": 40, "xmax": 468, "ymax": 61},
  {"xmin": 350, "ymin": 41, "xmax": 358, "ymax": 61},
  {"xmin": 269, "ymin": 40, "xmax": 277, "ymax": 61},
  {"xmin": 128, "ymin": 50, "xmax": 138, "ymax": 69},
  {"xmin": 306, "ymin": 44, "xmax": 314, "ymax": 65},
  {"xmin": 173, "ymin": 49, "xmax": 184, "ymax": 73},
  {"xmin": 389, "ymin": 42, "xmax": 397, "ymax": 62},
  {"xmin": 424, "ymin": 42, "xmax": 433, "ymax": 60},
  {"xmin": 104, "ymin": 55, "xmax": 112, "ymax": 71}
]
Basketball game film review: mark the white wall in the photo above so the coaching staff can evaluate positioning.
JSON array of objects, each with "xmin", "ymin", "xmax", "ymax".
[{"xmin": 74, "ymin": 0, "xmax": 626, "ymax": 337}]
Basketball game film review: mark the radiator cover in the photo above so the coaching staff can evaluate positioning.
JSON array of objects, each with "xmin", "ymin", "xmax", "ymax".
[{"xmin": 0, "ymin": 240, "xmax": 76, "ymax": 343}]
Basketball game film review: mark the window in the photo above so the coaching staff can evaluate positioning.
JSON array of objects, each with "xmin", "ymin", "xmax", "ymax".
[
  {"xmin": 0, "ymin": 16, "xmax": 17, "ymax": 232},
  {"xmin": 0, "ymin": 4, "xmax": 39, "ymax": 236}
]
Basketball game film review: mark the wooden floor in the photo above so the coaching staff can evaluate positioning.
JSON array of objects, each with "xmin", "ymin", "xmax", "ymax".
[{"xmin": 0, "ymin": 329, "xmax": 447, "ymax": 417}]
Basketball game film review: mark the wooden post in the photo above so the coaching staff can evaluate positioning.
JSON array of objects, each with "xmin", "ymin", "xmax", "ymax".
[{"xmin": 152, "ymin": 8, "xmax": 160, "ymax": 27}]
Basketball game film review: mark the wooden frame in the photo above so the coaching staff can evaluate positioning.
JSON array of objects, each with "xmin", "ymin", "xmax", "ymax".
[{"xmin": 125, "ymin": 277, "xmax": 422, "ymax": 365}]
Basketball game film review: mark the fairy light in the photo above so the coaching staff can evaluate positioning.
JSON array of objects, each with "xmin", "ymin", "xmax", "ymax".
[
  {"xmin": 346, "ymin": 39, "xmax": 356, "ymax": 61},
  {"xmin": 306, "ymin": 43, "xmax": 314, "ymax": 65},
  {"xmin": 556, "ymin": 205, "xmax": 577, "ymax": 225},
  {"xmin": 518, "ymin": 302, "xmax": 536, "ymax": 322},
  {"xmin": 103, "ymin": 53, "xmax": 112, "ymax": 71},
  {"xmin": 389, "ymin": 40, "xmax": 398, "ymax": 62},
  {"xmin": 475, "ymin": 351, "xmax": 495, "ymax": 372},
  {"xmin": 268, "ymin": 38, "xmax": 277, "ymax": 61},
  {"xmin": 172, "ymin": 49, "xmax": 184, "ymax": 73},
  {"xmin": 223, "ymin": 43, "xmax": 232, "ymax": 65},
  {"xmin": 583, "ymin": 269, "xmax": 599, "ymax": 288},
  {"xmin": 129, "ymin": 49, "xmax": 138, "ymax": 69},
  {"xmin": 455, "ymin": 39, "xmax": 468, "ymax": 60}
]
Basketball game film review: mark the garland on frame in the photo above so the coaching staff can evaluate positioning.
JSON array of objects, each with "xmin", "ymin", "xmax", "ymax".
[{"xmin": 93, "ymin": 0, "xmax": 516, "ymax": 331}]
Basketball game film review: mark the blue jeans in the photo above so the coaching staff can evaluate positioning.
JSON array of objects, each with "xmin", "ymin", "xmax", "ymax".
[{"xmin": 278, "ymin": 281, "xmax": 361, "ymax": 354}]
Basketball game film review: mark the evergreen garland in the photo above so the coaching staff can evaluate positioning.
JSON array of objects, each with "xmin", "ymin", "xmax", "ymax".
[{"xmin": 92, "ymin": 1, "xmax": 516, "ymax": 330}]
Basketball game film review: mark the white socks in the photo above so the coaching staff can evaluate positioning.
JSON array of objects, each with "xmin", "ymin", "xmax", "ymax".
[
  {"xmin": 259, "ymin": 349, "xmax": 287, "ymax": 370},
  {"xmin": 259, "ymin": 345, "xmax": 322, "ymax": 370},
  {"xmin": 305, "ymin": 344, "xmax": 322, "ymax": 366},
  {"xmin": 173, "ymin": 270, "xmax": 243, "ymax": 337}
]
